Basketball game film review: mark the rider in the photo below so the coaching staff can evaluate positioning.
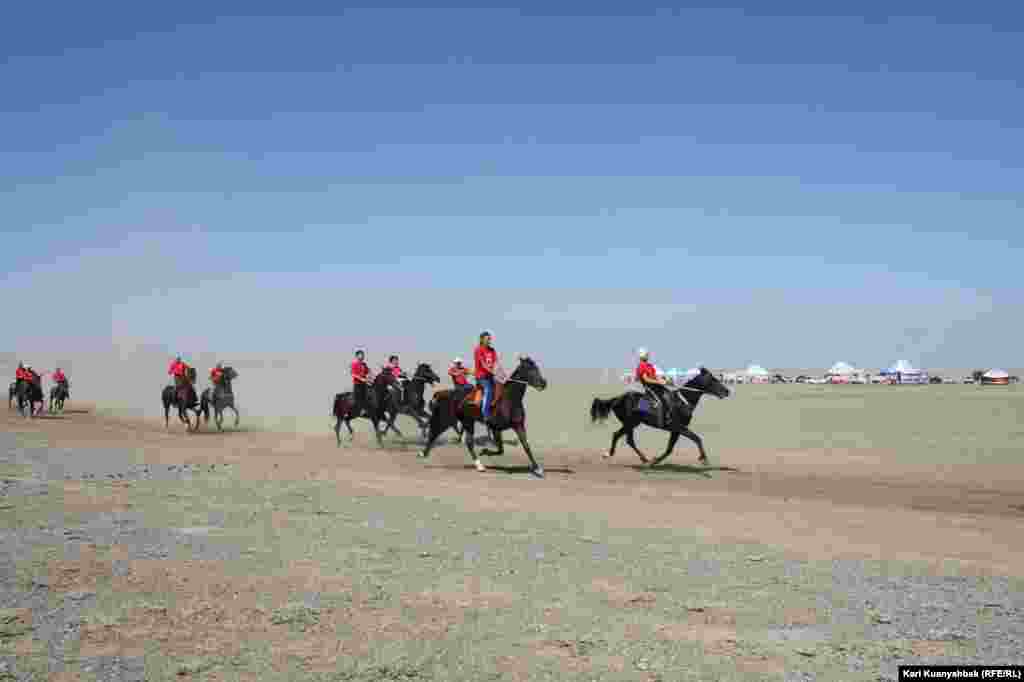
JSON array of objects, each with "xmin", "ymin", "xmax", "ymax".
[
  {"xmin": 474, "ymin": 331, "xmax": 501, "ymax": 424},
  {"xmin": 15, "ymin": 362, "xmax": 30, "ymax": 384},
  {"xmin": 168, "ymin": 355, "xmax": 190, "ymax": 390},
  {"xmin": 351, "ymin": 349, "xmax": 372, "ymax": 416},
  {"xmin": 52, "ymin": 368, "xmax": 68, "ymax": 395},
  {"xmin": 210, "ymin": 362, "xmax": 225, "ymax": 386},
  {"xmin": 387, "ymin": 355, "xmax": 408, "ymax": 405},
  {"xmin": 449, "ymin": 357, "xmax": 470, "ymax": 390},
  {"xmin": 636, "ymin": 348, "xmax": 674, "ymax": 426}
]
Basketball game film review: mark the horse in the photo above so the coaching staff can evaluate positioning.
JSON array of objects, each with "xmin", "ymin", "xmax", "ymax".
[
  {"xmin": 49, "ymin": 381, "xmax": 70, "ymax": 413},
  {"xmin": 200, "ymin": 367, "xmax": 240, "ymax": 431},
  {"xmin": 418, "ymin": 356, "xmax": 548, "ymax": 477},
  {"xmin": 590, "ymin": 367, "xmax": 730, "ymax": 467},
  {"xmin": 388, "ymin": 363, "xmax": 442, "ymax": 439},
  {"xmin": 162, "ymin": 367, "xmax": 202, "ymax": 431},
  {"xmin": 8, "ymin": 382, "xmax": 16, "ymax": 410},
  {"xmin": 332, "ymin": 371, "xmax": 405, "ymax": 446},
  {"xmin": 15, "ymin": 376, "xmax": 45, "ymax": 418}
]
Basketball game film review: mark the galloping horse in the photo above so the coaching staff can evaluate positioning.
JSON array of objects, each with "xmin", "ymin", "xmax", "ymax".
[
  {"xmin": 200, "ymin": 367, "xmax": 240, "ymax": 431},
  {"xmin": 418, "ymin": 356, "xmax": 548, "ymax": 477},
  {"xmin": 49, "ymin": 381, "xmax": 70, "ymax": 413},
  {"xmin": 161, "ymin": 367, "xmax": 202, "ymax": 431},
  {"xmin": 590, "ymin": 367, "xmax": 730, "ymax": 467},
  {"xmin": 15, "ymin": 376, "xmax": 45, "ymax": 418},
  {"xmin": 387, "ymin": 363, "xmax": 442, "ymax": 439}
]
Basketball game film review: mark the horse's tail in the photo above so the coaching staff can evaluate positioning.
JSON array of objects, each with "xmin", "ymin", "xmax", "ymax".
[{"xmin": 590, "ymin": 396, "xmax": 618, "ymax": 424}]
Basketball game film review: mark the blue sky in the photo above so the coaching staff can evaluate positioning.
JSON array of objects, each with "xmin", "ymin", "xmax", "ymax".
[{"xmin": 2, "ymin": 2, "xmax": 1022, "ymax": 369}]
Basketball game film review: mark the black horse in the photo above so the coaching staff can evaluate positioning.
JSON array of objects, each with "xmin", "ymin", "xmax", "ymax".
[
  {"xmin": 418, "ymin": 356, "xmax": 548, "ymax": 477},
  {"xmin": 49, "ymin": 381, "xmax": 70, "ymax": 413},
  {"xmin": 200, "ymin": 367, "xmax": 240, "ymax": 431},
  {"xmin": 332, "ymin": 370, "xmax": 403, "ymax": 446},
  {"xmin": 590, "ymin": 367, "xmax": 730, "ymax": 467},
  {"xmin": 15, "ymin": 376, "xmax": 45, "ymax": 418},
  {"xmin": 387, "ymin": 363, "xmax": 442, "ymax": 439},
  {"xmin": 162, "ymin": 368, "xmax": 202, "ymax": 431}
]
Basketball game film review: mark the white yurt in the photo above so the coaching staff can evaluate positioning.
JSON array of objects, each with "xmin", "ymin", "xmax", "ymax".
[
  {"xmin": 826, "ymin": 361, "xmax": 861, "ymax": 384},
  {"xmin": 745, "ymin": 364, "xmax": 771, "ymax": 384},
  {"xmin": 981, "ymin": 368, "xmax": 1010, "ymax": 386},
  {"xmin": 883, "ymin": 359, "xmax": 928, "ymax": 384}
]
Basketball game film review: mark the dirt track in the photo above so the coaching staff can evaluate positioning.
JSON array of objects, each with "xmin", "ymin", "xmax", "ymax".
[
  {"xmin": 4, "ymin": 407, "xmax": 1024, "ymax": 680},
  {"xmin": 9, "ymin": 407, "xmax": 1024, "ymax": 577}
]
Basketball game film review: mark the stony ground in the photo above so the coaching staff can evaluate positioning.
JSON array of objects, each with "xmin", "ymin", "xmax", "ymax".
[{"xmin": 2, "ymin": 405, "xmax": 1023, "ymax": 681}]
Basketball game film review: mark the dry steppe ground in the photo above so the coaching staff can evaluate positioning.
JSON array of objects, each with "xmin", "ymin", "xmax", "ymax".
[{"xmin": 2, "ymin": 382, "xmax": 1023, "ymax": 680}]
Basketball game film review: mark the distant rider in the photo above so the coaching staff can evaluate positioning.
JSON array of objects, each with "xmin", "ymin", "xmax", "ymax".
[
  {"xmin": 168, "ymin": 355, "xmax": 190, "ymax": 390},
  {"xmin": 387, "ymin": 355, "xmax": 408, "ymax": 405},
  {"xmin": 52, "ymin": 368, "xmax": 69, "ymax": 396},
  {"xmin": 210, "ymin": 362, "xmax": 225, "ymax": 386},
  {"xmin": 351, "ymin": 349, "xmax": 372, "ymax": 417}
]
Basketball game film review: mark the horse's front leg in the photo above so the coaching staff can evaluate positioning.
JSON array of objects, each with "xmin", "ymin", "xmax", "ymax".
[
  {"xmin": 513, "ymin": 424, "xmax": 543, "ymax": 478},
  {"xmin": 650, "ymin": 431, "xmax": 682, "ymax": 467},
  {"xmin": 678, "ymin": 427, "xmax": 709, "ymax": 465}
]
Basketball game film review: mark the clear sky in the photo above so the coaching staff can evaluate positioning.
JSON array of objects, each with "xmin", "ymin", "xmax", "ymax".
[{"xmin": 3, "ymin": 2, "xmax": 1022, "ymax": 370}]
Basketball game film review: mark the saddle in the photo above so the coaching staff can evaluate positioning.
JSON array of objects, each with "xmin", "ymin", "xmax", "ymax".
[{"xmin": 461, "ymin": 382, "xmax": 505, "ymax": 419}]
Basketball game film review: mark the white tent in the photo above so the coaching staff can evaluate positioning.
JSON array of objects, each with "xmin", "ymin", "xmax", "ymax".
[
  {"xmin": 887, "ymin": 359, "xmax": 918, "ymax": 374},
  {"xmin": 827, "ymin": 361, "xmax": 857, "ymax": 376},
  {"xmin": 884, "ymin": 359, "xmax": 928, "ymax": 384},
  {"xmin": 745, "ymin": 364, "xmax": 770, "ymax": 383},
  {"xmin": 982, "ymin": 368, "xmax": 1010, "ymax": 385}
]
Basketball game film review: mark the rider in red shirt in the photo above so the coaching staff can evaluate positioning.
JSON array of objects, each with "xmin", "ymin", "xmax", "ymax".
[
  {"xmin": 449, "ymin": 357, "xmax": 470, "ymax": 388},
  {"xmin": 210, "ymin": 363, "xmax": 225, "ymax": 385},
  {"xmin": 387, "ymin": 355, "xmax": 408, "ymax": 405},
  {"xmin": 52, "ymin": 368, "xmax": 67, "ymax": 384},
  {"xmin": 474, "ymin": 332, "xmax": 500, "ymax": 422},
  {"xmin": 168, "ymin": 356, "xmax": 190, "ymax": 389},
  {"xmin": 15, "ymin": 363, "xmax": 30, "ymax": 383},
  {"xmin": 351, "ymin": 349, "xmax": 372, "ymax": 416},
  {"xmin": 635, "ymin": 348, "xmax": 673, "ymax": 426}
]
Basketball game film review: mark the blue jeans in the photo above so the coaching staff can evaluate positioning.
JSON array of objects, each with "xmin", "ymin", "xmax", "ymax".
[{"xmin": 478, "ymin": 377, "xmax": 495, "ymax": 419}]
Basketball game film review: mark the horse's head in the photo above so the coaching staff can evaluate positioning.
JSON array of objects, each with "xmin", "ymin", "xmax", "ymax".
[
  {"xmin": 512, "ymin": 355, "xmax": 548, "ymax": 391},
  {"xmin": 224, "ymin": 367, "xmax": 238, "ymax": 382},
  {"xmin": 687, "ymin": 367, "xmax": 730, "ymax": 399},
  {"xmin": 414, "ymin": 363, "xmax": 441, "ymax": 385}
]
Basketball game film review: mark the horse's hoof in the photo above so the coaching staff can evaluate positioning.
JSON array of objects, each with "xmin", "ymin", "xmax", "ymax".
[
  {"xmin": 603, "ymin": 451, "xmax": 614, "ymax": 459},
  {"xmin": 418, "ymin": 451, "xmax": 430, "ymax": 459},
  {"xmin": 474, "ymin": 460, "xmax": 486, "ymax": 472},
  {"xmin": 532, "ymin": 466, "xmax": 545, "ymax": 479}
]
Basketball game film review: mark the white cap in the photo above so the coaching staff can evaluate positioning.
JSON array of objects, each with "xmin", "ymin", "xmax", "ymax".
[
  {"xmin": 454, "ymin": 357, "xmax": 463, "ymax": 363},
  {"xmin": 637, "ymin": 348, "xmax": 648, "ymax": 358}
]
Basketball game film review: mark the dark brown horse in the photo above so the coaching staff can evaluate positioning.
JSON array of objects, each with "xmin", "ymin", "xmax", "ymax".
[
  {"xmin": 418, "ymin": 356, "xmax": 548, "ymax": 477},
  {"xmin": 15, "ymin": 376, "xmax": 45, "ymax": 417},
  {"xmin": 162, "ymin": 367, "xmax": 201, "ymax": 431},
  {"xmin": 332, "ymin": 370, "xmax": 402, "ymax": 446},
  {"xmin": 590, "ymin": 367, "xmax": 730, "ymax": 467}
]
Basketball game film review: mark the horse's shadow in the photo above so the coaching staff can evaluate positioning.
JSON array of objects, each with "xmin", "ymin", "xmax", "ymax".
[
  {"xmin": 627, "ymin": 463, "xmax": 743, "ymax": 479},
  {"xmin": 462, "ymin": 463, "xmax": 574, "ymax": 475}
]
